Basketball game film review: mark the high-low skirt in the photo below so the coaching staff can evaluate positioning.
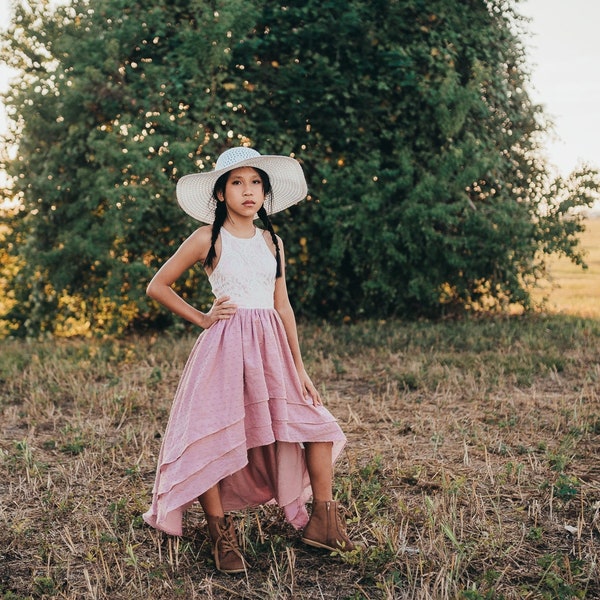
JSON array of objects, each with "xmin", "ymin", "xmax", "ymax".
[{"xmin": 143, "ymin": 308, "xmax": 346, "ymax": 536}]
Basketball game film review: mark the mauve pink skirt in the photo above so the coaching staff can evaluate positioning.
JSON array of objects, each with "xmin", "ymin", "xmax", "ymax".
[{"xmin": 143, "ymin": 308, "xmax": 346, "ymax": 536}]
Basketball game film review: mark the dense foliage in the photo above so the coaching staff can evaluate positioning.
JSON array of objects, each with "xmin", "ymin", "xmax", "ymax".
[
  {"xmin": 0, "ymin": 0, "xmax": 257, "ymax": 335},
  {"xmin": 230, "ymin": 1, "xmax": 599, "ymax": 317},
  {"xmin": 0, "ymin": 0, "xmax": 597, "ymax": 335}
]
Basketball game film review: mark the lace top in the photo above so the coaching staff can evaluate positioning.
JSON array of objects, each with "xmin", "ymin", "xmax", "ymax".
[{"xmin": 208, "ymin": 228, "xmax": 277, "ymax": 309}]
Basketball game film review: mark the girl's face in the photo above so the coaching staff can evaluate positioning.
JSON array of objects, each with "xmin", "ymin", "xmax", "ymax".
[{"xmin": 219, "ymin": 167, "xmax": 266, "ymax": 220}]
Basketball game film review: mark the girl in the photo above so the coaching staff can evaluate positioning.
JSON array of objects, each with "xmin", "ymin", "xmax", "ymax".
[{"xmin": 143, "ymin": 147, "xmax": 358, "ymax": 574}]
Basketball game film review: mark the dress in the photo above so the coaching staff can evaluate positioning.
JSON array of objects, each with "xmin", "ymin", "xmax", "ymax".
[{"xmin": 143, "ymin": 227, "xmax": 346, "ymax": 536}]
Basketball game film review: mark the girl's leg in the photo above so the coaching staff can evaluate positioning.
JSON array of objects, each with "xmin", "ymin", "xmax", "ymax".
[
  {"xmin": 303, "ymin": 441, "xmax": 360, "ymax": 551},
  {"xmin": 198, "ymin": 484, "xmax": 225, "ymax": 517},
  {"xmin": 305, "ymin": 441, "xmax": 334, "ymax": 501},
  {"xmin": 199, "ymin": 484, "xmax": 247, "ymax": 574}
]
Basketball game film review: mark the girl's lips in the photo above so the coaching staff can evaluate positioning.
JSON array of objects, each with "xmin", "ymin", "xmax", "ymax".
[{"xmin": 243, "ymin": 201, "xmax": 255, "ymax": 207}]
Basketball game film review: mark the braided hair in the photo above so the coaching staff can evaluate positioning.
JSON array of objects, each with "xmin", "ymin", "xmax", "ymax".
[
  {"xmin": 203, "ymin": 168, "xmax": 282, "ymax": 278},
  {"xmin": 256, "ymin": 205, "xmax": 282, "ymax": 278}
]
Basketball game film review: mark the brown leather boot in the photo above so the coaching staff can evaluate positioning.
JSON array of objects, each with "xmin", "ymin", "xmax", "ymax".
[
  {"xmin": 206, "ymin": 515, "xmax": 248, "ymax": 574},
  {"xmin": 301, "ymin": 500, "xmax": 360, "ymax": 552}
]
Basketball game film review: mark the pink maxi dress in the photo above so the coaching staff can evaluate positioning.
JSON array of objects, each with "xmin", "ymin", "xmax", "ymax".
[{"xmin": 143, "ymin": 227, "xmax": 346, "ymax": 536}]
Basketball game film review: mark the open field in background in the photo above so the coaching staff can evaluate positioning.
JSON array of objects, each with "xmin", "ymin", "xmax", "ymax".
[
  {"xmin": 533, "ymin": 217, "xmax": 600, "ymax": 319},
  {"xmin": 1, "ymin": 315, "xmax": 599, "ymax": 599}
]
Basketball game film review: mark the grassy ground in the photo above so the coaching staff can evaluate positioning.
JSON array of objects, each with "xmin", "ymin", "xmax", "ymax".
[
  {"xmin": 1, "ymin": 314, "xmax": 599, "ymax": 599},
  {"xmin": 1, "ymin": 218, "xmax": 599, "ymax": 599}
]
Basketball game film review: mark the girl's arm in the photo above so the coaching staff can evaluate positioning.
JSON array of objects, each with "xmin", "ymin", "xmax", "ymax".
[
  {"xmin": 147, "ymin": 226, "xmax": 236, "ymax": 329},
  {"xmin": 272, "ymin": 236, "xmax": 322, "ymax": 406}
]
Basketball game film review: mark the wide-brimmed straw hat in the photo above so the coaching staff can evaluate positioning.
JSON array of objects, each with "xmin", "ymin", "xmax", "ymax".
[{"xmin": 176, "ymin": 147, "xmax": 308, "ymax": 223}]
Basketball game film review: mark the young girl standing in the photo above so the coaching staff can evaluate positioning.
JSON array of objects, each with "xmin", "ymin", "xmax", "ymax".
[{"xmin": 143, "ymin": 147, "xmax": 359, "ymax": 573}]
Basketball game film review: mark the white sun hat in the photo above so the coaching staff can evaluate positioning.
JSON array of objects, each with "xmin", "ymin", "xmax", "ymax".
[{"xmin": 176, "ymin": 147, "xmax": 308, "ymax": 223}]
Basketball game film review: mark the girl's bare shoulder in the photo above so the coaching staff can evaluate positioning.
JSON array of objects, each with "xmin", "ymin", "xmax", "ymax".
[
  {"xmin": 190, "ymin": 225, "xmax": 213, "ymax": 244},
  {"xmin": 261, "ymin": 228, "xmax": 285, "ymax": 246},
  {"xmin": 261, "ymin": 230, "xmax": 286, "ymax": 259},
  {"xmin": 177, "ymin": 225, "xmax": 214, "ymax": 261}
]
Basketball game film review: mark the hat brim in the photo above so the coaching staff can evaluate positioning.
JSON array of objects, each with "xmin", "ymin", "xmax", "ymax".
[{"xmin": 176, "ymin": 155, "xmax": 308, "ymax": 223}]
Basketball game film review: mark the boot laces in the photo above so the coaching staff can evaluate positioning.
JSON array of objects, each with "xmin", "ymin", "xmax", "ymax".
[
  {"xmin": 335, "ymin": 503, "xmax": 349, "ymax": 533},
  {"xmin": 218, "ymin": 524, "xmax": 241, "ymax": 555},
  {"xmin": 335, "ymin": 504, "xmax": 359, "ymax": 551}
]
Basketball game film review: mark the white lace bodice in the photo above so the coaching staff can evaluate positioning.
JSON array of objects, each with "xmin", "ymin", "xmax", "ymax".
[{"xmin": 208, "ymin": 227, "xmax": 276, "ymax": 309}]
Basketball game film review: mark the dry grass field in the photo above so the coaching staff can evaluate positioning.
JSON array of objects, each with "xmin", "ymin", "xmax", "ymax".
[
  {"xmin": 534, "ymin": 217, "xmax": 600, "ymax": 319},
  {"xmin": 1, "ymin": 314, "xmax": 599, "ymax": 599},
  {"xmin": 1, "ymin": 218, "xmax": 599, "ymax": 599}
]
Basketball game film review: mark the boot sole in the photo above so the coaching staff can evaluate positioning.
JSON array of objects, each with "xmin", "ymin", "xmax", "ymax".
[
  {"xmin": 301, "ymin": 537, "xmax": 344, "ymax": 552},
  {"xmin": 215, "ymin": 555, "xmax": 249, "ymax": 574},
  {"xmin": 217, "ymin": 567, "xmax": 247, "ymax": 574},
  {"xmin": 214, "ymin": 555, "xmax": 249, "ymax": 574}
]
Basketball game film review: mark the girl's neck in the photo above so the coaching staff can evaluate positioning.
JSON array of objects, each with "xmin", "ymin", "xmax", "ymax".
[{"xmin": 223, "ymin": 216, "xmax": 256, "ymax": 239}]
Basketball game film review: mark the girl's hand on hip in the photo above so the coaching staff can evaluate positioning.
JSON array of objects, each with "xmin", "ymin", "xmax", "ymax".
[{"xmin": 204, "ymin": 296, "xmax": 237, "ymax": 328}]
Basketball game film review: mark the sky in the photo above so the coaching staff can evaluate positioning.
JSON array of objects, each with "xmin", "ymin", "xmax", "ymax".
[
  {"xmin": 519, "ymin": 0, "xmax": 600, "ymax": 178},
  {"xmin": 1, "ymin": 0, "xmax": 599, "ymax": 190}
]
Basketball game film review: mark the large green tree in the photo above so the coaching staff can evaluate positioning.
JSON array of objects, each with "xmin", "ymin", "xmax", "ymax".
[
  {"xmin": 1, "ymin": 0, "xmax": 597, "ymax": 335},
  {"xmin": 1, "ymin": 0, "xmax": 256, "ymax": 335},
  {"xmin": 229, "ymin": 0, "xmax": 599, "ymax": 318}
]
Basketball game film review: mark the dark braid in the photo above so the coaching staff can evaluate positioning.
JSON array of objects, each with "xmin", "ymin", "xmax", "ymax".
[
  {"xmin": 257, "ymin": 206, "xmax": 282, "ymax": 278},
  {"xmin": 204, "ymin": 191, "xmax": 228, "ymax": 271}
]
